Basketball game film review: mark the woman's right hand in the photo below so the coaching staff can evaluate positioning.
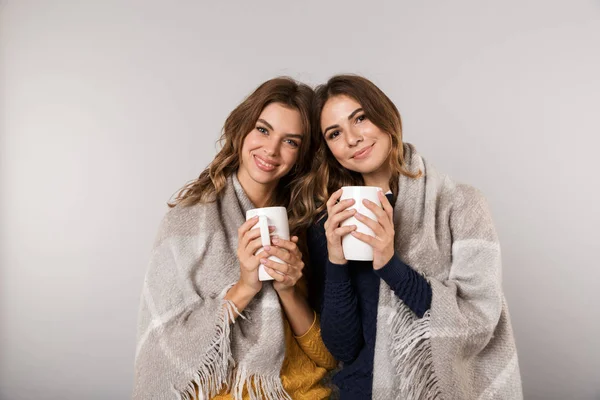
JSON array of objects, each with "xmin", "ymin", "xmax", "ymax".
[
  {"xmin": 324, "ymin": 189, "xmax": 357, "ymax": 265},
  {"xmin": 236, "ymin": 216, "xmax": 272, "ymax": 295}
]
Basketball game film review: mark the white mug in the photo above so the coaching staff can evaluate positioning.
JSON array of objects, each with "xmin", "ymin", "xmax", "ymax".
[
  {"xmin": 245, "ymin": 206, "xmax": 290, "ymax": 281},
  {"xmin": 340, "ymin": 186, "xmax": 383, "ymax": 261}
]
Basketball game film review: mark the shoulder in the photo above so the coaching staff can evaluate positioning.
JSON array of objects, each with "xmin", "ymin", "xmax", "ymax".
[
  {"xmin": 445, "ymin": 182, "xmax": 497, "ymax": 241},
  {"xmin": 416, "ymin": 148, "xmax": 489, "ymax": 212},
  {"xmin": 409, "ymin": 148, "xmax": 496, "ymax": 238},
  {"xmin": 450, "ymin": 182, "xmax": 488, "ymax": 210},
  {"xmin": 419, "ymin": 156, "xmax": 488, "ymax": 212},
  {"xmin": 154, "ymin": 201, "xmax": 216, "ymax": 246}
]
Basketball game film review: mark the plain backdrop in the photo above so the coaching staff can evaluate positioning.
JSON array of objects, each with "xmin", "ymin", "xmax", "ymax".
[{"xmin": 1, "ymin": 1, "xmax": 599, "ymax": 399}]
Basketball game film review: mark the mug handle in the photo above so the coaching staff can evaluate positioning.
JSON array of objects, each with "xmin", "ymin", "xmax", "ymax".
[
  {"xmin": 257, "ymin": 215, "xmax": 274, "ymax": 281},
  {"xmin": 257, "ymin": 215, "xmax": 271, "ymax": 247}
]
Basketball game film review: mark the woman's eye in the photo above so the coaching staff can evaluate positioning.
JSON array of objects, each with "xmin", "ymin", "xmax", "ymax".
[
  {"xmin": 257, "ymin": 126, "xmax": 268, "ymax": 135},
  {"xmin": 328, "ymin": 130, "xmax": 340, "ymax": 140},
  {"xmin": 284, "ymin": 139, "xmax": 299, "ymax": 148},
  {"xmin": 356, "ymin": 115, "xmax": 366, "ymax": 123}
]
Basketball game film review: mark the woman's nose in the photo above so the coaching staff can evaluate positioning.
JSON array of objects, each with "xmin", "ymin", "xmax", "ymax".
[
  {"xmin": 346, "ymin": 128, "xmax": 364, "ymax": 147},
  {"xmin": 264, "ymin": 138, "xmax": 280, "ymax": 156}
]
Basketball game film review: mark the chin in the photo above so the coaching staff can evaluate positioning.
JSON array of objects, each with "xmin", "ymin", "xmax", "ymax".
[
  {"xmin": 345, "ymin": 159, "xmax": 383, "ymax": 175},
  {"xmin": 250, "ymin": 172, "xmax": 278, "ymax": 185},
  {"xmin": 251, "ymin": 168, "xmax": 291, "ymax": 185}
]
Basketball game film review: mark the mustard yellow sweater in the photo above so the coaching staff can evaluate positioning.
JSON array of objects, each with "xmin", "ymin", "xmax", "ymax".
[{"xmin": 211, "ymin": 312, "xmax": 336, "ymax": 400}]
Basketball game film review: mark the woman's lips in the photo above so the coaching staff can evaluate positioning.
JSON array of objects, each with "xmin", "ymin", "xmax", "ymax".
[
  {"xmin": 253, "ymin": 154, "xmax": 278, "ymax": 172},
  {"xmin": 352, "ymin": 143, "xmax": 374, "ymax": 160}
]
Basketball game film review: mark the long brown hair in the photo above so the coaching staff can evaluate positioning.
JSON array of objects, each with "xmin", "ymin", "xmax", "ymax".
[
  {"xmin": 300, "ymin": 74, "xmax": 421, "ymax": 219},
  {"xmin": 169, "ymin": 77, "xmax": 314, "ymax": 235}
]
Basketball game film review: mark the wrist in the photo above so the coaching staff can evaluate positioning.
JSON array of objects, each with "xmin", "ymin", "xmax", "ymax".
[
  {"xmin": 326, "ymin": 258, "xmax": 351, "ymax": 282},
  {"xmin": 275, "ymin": 284, "xmax": 296, "ymax": 297},
  {"xmin": 234, "ymin": 280, "xmax": 260, "ymax": 298},
  {"xmin": 328, "ymin": 256, "xmax": 348, "ymax": 266},
  {"xmin": 373, "ymin": 251, "xmax": 395, "ymax": 270},
  {"xmin": 223, "ymin": 281, "xmax": 259, "ymax": 314}
]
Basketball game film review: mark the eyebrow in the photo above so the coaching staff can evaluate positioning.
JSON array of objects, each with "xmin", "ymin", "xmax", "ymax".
[
  {"xmin": 257, "ymin": 119, "xmax": 303, "ymax": 140},
  {"xmin": 322, "ymin": 107, "xmax": 364, "ymax": 136},
  {"xmin": 348, "ymin": 107, "xmax": 364, "ymax": 120},
  {"xmin": 257, "ymin": 119, "xmax": 274, "ymax": 131}
]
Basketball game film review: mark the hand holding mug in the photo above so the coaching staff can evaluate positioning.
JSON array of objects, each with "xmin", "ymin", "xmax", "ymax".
[
  {"xmin": 236, "ymin": 216, "xmax": 271, "ymax": 294},
  {"xmin": 350, "ymin": 190, "xmax": 395, "ymax": 270},
  {"xmin": 324, "ymin": 189, "xmax": 358, "ymax": 265},
  {"xmin": 246, "ymin": 206, "xmax": 290, "ymax": 281},
  {"xmin": 260, "ymin": 236, "xmax": 304, "ymax": 292}
]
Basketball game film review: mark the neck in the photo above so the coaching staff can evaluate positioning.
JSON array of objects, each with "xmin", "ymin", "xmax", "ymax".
[
  {"xmin": 362, "ymin": 163, "xmax": 392, "ymax": 193},
  {"xmin": 236, "ymin": 169, "xmax": 277, "ymax": 208}
]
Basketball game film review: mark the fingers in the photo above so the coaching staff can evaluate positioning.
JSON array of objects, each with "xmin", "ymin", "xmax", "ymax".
[
  {"xmin": 329, "ymin": 199, "xmax": 356, "ymax": 219},
  {"xmin": 261, "ymin": 256, "xmax": 303, "ymax": 287},
  {"xmin": 333, "ymin": 225, "xmax": 357, "ymax": 237},
  {"xmin": 350, "ymin": 230, "xmax": 378, "ymax": 247},
  {"xmin": 238, "ymin": 216, "xmax": 259, "ymax": 240},
  {"xmin": 354, "ymin": 211, "xmax": 384, "ymax": 237},
  {"xmin": 327, "ymin": 189, "xmax": 355, "ymax": 215},
  {"xmin": 263, "ymin": 245, "xmax": 295, "ymax": 264},
  {"xmin": 362, "ymin": 198, "xmax": 387, "ymax": 222},
  {"xmin": 240, "ymin": 224, "xmax": 275, "ymax": 248},
  {"xmin": 326, "ymin": 188, "xmax": 343, "ymax": 211},
  {"xmin": 264, "ymin": 266, "xmax": 288, "ymax": 283},
  {"xmin": 289, "ymin": 236, "xmax": 303, "ymax": 257},
  {"xmin": 327, "ymin": 208, "xmax": 357, "ymax": 230},
  {"xmin": 246, "ymin": 236, "xmax": 264, "ymax": 256},
  {"xmin": 271, "ymin": 236, "xmax": 302, "ymax": 263},
  {"xmin": 271, "ymin": 237, "xmax": 298, "ymax": 255},
  {"xmin": 378, "ymin": 190, "xmax": 394, "ymax": 222},
  {"xmin": 242, "ymin": 225, "xmax": 262, "ymax": 246},
  {"xmin": 362, "ymin": 197, "xmax": 393, "ymax": 233},
  {"xmin": 260, "ymin": 257, "xmax": 290, "ymax": 276}
]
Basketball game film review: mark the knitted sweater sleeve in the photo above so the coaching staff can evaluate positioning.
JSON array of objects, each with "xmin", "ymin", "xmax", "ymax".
[
  {"xmin": 320, "ymin": 261, "xmax": 364, "ymax": 363},
  {"xmin": 295, "ymin": 312, "xmax": 338, "ymax": 369},
  {"xmin": 307, "ymin": 218, "xmax": 364, "ymax": 364},
  {"xmin": 375, "ymin": 255, "xmax": 432, "ymax": 318}
]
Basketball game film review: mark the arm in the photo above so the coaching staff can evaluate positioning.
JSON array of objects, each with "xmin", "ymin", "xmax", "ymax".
[
  {"xmin": 428, "ymin": 185, "xmax": 505, "ymax": 353},
  {"xmin": 260, "ymin": 237, "xmax": 336, "ymax": 369},
  {"xmin": 222, "ymin": 215, "xmax": 266, "ymax": 317},
  {"xmin": 307, "ymin": 214, "xmax": 364, "ymax": 363},
  {"xmin": 293, "ymin": 311, "xmax": 338, "ymax": 370},
  {"xmin": 276, "ymin": 279, "xmax": 316, "ymax": 336},
  {"xmin": 320, "ymin": 260, "xmax": 364, "ymax": 363},
  {"xmin": 135, "ymin": 209, "xmax": 249, "ymax": 399},
  {"xmin": 260, "ymin": 237, "xmax": 316, "ymax": 335},
  {"xmin": 311, "ymin": 190, "xmax": 365, "ymax": 363},
  {"xmin": 277, "ymin": 280, "xmax": 337, "ymax": 369},
  {"xmin": 353, "ymin": 191, "xmax": 432, "ymax": 317},
  {"xmin": 374, "ymin": 255, "xmax": 432, "ymax": 318},
  {"xmin": 223, "ymin": 282, "xmax": 259, "ymax": 316}
]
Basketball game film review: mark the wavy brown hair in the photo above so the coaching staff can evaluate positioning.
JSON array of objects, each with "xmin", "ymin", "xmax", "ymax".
[
  {"xmin": 298, "ymin": 74, "xmax": 422, "ymax": 220},
  {"xmin": 169, "ymin": 77, "xmax": 315, "ymax": 235}
]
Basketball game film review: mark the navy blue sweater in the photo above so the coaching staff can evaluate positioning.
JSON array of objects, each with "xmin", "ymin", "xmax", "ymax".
[{"xmin": 307, "ymin": 195, "xmax": 432, "ymax": 399}]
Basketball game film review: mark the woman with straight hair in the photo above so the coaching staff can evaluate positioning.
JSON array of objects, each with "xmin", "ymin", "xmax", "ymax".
[
  {"xmin": 133, "ymin": 77, "xmax": 336, "ymax": 400},
  {"xmin": 303, "ymin": 74, "xmax": 522, "ymax": 399}
]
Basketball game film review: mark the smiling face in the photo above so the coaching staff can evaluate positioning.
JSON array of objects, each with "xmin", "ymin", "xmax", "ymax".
[
  {"xmin": 237, "ymin": 102, "xmax": 304, "ymax": 189},
  {"xmin": 321, "ymin": 95, "xmax": 391, "ymax": 176}
]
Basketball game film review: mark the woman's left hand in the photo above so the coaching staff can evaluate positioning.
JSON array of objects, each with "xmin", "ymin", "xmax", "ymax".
[
  {"xmin": 259, "ymin": 236, "xmax": 304, "ymax": 293},
  {"xmin": 351, "ymin": 190, "xmax": 395, "ymax": 270}
]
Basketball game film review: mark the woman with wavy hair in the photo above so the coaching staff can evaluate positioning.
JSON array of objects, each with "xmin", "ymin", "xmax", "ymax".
[
  {"xmin": 133, "ymin": 77, "xmax": 336, "ymax": 400},
  {"xmin": 305, "ymin": 75, "xmax": 522, "ymax": 399}
]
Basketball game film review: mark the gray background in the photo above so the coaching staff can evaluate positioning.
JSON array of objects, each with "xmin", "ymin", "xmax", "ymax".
[{"xmin": 1, "ymin": 1, "xmax": 599, "ymax": 399}]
